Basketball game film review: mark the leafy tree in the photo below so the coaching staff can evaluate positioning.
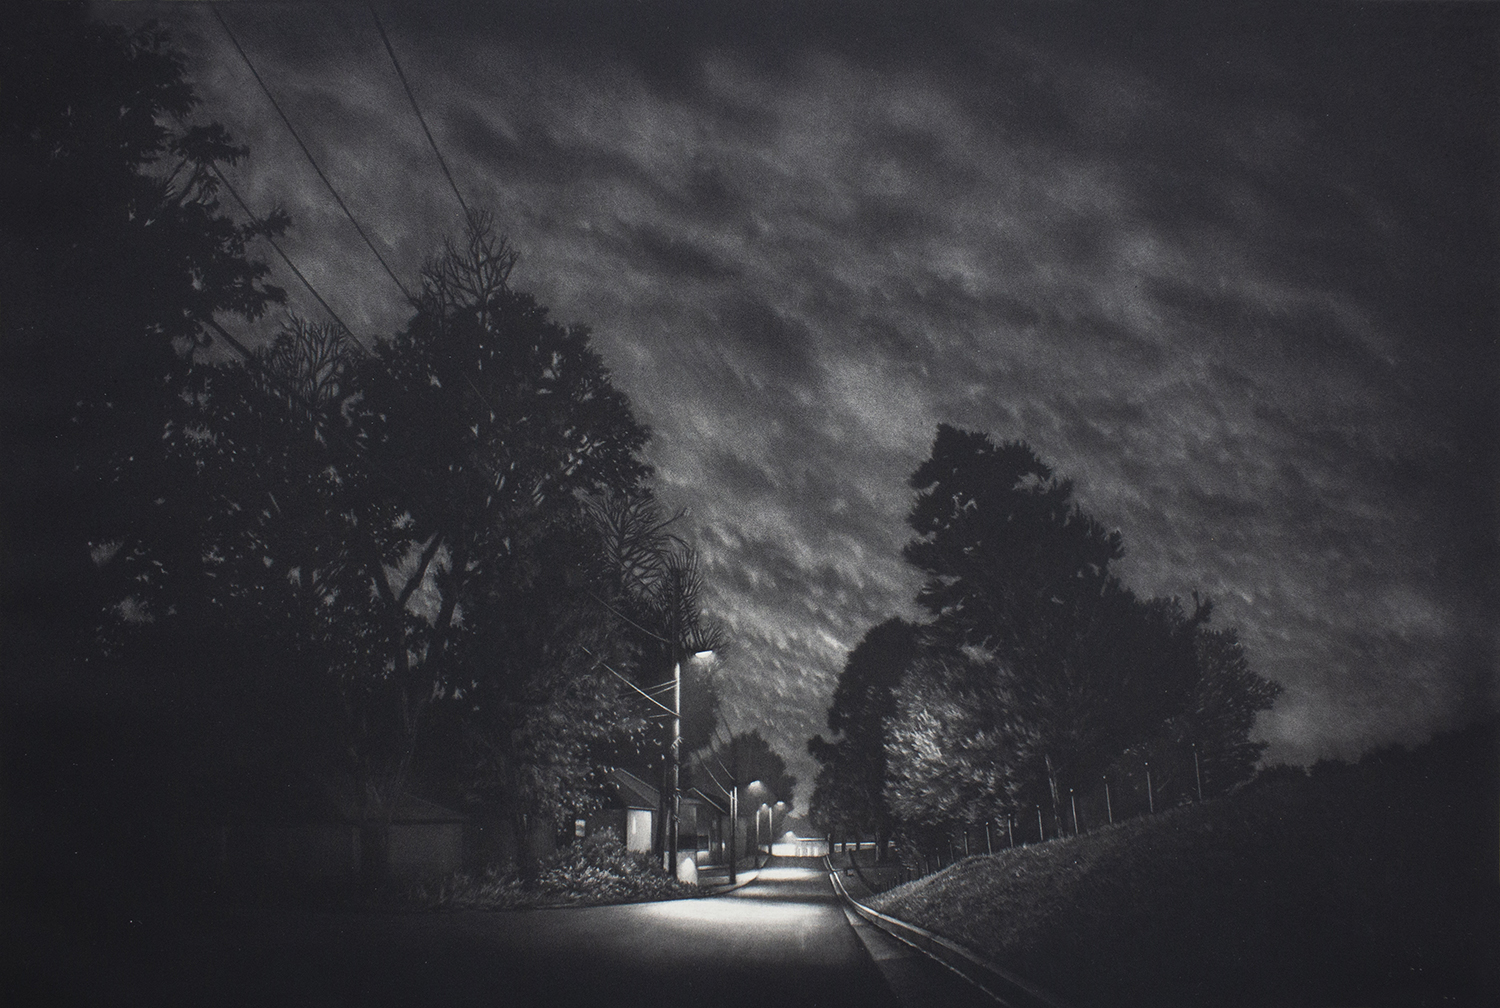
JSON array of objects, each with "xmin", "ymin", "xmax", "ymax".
[
  {"xmin": 904, "ymin": 426, "xmax": 1121, "ymax": 648},
  {"xmin": 1, "ymin": 5, "xmax": 287, "ymax": 891},
  {"xmin": 1112, "ymin": 621, "xmax": 1283, "ymax": 810},
  {"xmin": 808, "ymin": 617, "xmax": 919, "ymax": 857},
  {"xmin": 158, "ymin": 214, "xmax": 658, "ymax": 878},
  {"xmin": 2, "ymin": 4, "xmax": 284, "ymax": 677},
  {"xmin": 589, "ymin": 492, "xmax": 725, "ymax": 749},
  {"xmin": 696, "ymin": 730, "xmax": 797, "ymax": 810},
  {"xmin": 582, "ymin": 490, "xmax": 725, "ymax": 862},
  {"xmin": 883, "ymin": 643, "xmax": 1038, "ymax": 830},
  {"xmin": 358, "ymin": 214, "xmax": 654, "ymax": 872},
  {"xmin": 890, "ymin": 426, "xmax": 1273, "ymax": 834},
  {"xmin": 1183, "ymin": 624, "xmax": 1282, "ymax": 792},
  {"xmin": 157, "ymin": 320, "xmax": 393, "ymax": 791}
]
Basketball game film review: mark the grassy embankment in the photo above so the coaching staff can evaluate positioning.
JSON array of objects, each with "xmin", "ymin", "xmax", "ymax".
[{"xmin": 868, "ymin": 722, "xmax": 1497, "ymax": 1008}]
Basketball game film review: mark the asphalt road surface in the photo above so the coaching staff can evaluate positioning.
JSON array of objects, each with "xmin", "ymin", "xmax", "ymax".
[{"xmin": 13, "ymin": 856, "xmax": 993, "ymax": 1007}]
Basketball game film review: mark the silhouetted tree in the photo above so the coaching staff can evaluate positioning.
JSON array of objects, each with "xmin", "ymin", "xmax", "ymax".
[
  {"xmin": 904, "ymin": 426, "xmax": 1121, "ymax": 647},
  {"xmin": 1183, "ymin": 624, "xmax": 1282, "ymax": 792},
  {"xmin": 2, "ymin": 4, "xmax": 284, "ymax": 675},
  {"xmin": 584, "ymin": 491, "xmax": 725, "ymax": 859},
  {"xmin": 889, "ymin": 426, "xmax": 1273, "ymax": 834},
  {"xmin": 808, "ymin": 617, "xmax": 919, "ymax": 858},
  {"xmin": 700, "ymin": 730, "xmax": 797, "ymax": 811},
  {"xmin": 1112, "ymin": 620, "xmax": 1283, "ymax": 809},
  {"xmin": 161, "ymin": 215, "xmax": 657, "ymax": 880},
  {"xmin": 1, "ymin": 5, "xmax": 286, "ymax": 893}
]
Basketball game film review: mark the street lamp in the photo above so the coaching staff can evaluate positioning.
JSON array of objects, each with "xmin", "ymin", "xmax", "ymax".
[
  {"xmin": 727, "ymin": 775, "xmax": 739, "ymax": 885},
  {"xmin": 744, "ymin": 780, "xmax": 764, "ymax": 857},
  {"xmin": 666, "ymin": 649, "xmax": 715, "ymax": 876}
]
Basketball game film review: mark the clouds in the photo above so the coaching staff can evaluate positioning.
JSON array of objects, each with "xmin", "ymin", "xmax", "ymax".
[{"xmin": 120, "ymin": 1, "xmax": 1496, "ymax": 806}]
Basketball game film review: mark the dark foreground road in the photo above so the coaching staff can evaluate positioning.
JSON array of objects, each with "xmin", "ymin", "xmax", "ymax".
[{"xmin": 10, "ymin": 856, "xmax": 992, "ymax": 1007}]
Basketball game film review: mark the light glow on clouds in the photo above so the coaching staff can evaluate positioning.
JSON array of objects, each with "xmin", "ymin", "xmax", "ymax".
[{"xmin": 120, "ymin": 2, "xmax": 1497, "ymax": 808}]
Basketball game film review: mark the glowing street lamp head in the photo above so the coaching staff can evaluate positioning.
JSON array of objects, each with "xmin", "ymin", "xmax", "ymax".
[{"xmin": 693, "ymin": 649, "xmax": 716, "ymax": 660}]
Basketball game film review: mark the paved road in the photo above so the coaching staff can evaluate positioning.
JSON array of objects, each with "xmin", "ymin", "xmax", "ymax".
[{"xmin": 13, "ymin": 856, "xmax": 991, "ymax": 1007}]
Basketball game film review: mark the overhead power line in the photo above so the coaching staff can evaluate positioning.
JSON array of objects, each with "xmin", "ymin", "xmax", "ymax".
[
  {"xmin": 206, "ymin": 161, "xmax": 369, "ymax": 355},
  {"xmin": 212, "ymin": 5, "xmax": 415, "ymax": 304},
  {"xmin": 582, "ymin": 646, "xmax": 678, "ymax": 718},
  {"xmin": 368, "ymin": 4, "xmax": 470, "ymax": 221}
]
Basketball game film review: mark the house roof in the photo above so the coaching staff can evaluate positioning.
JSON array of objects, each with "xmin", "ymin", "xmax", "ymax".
[
  {"xmin": 223, "ymin": 770, "xmax": 466, "ymax": 825},
  {"xmin": 607, "ymin": 768, "xmax": 735, "ymax": 816},
  {"xmin": 689, "ymin": 787, "xmax": 729, "ymax": 816},
  {"xmin": 608, "ymin": 767, "xmax": 661, "ymax": 810}
]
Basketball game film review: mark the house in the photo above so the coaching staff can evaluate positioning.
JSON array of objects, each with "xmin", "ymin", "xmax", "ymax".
[
  {"xmin": 586, "ymin": 767, "xmax": 660, "ymax": 853},
  {"xmin": 582, "ymin": 768, "xmax": 732, "ymax": 863},
  {"xmin": 213, "ymin": 772, "xmax": 468, "ymax": 879}
]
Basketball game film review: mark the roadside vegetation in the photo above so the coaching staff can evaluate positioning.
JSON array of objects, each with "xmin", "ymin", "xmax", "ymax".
[
  {"xmin": 866, "ymin": 720, "xmax": 1497, "ymax": 1008},
  {"xmin": 3, "ymin": 5, "xmax": 730, "ymax": 908},
  {"xmin": 413, "ymin": 830, "xmax": 697, "ymax": 910},
  {"xmin": 809, "ymin": 427, "xmax": 1281, "ymax": 864}
]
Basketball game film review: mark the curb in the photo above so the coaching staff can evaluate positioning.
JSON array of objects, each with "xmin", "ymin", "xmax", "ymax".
[
  {"xmin": 697, "ymin": 868, "xmax": 760, "ymax": 895},
  {"xmin": 827, "ymin": 864, "xmax": 1074, "ymax": 1008}
]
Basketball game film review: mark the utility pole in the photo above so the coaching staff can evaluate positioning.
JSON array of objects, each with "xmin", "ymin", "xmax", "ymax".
[
  {"xmin": 727, "ymin": 777, "xmax": 738, "ymax": 885},
  {"xmin": 666, "ymin": 655, "xmax": 681, "ymax": 877}
]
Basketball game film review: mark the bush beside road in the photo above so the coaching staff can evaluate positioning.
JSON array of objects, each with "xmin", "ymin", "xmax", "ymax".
[{"xmin": 412, "ymin": 831, "xmax": 699, "ymax": 909}]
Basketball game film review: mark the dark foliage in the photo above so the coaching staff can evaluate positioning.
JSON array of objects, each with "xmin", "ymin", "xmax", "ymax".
[
  {"xmin": 414, "ymin": 828, "xmax": 694, "ymax": 910},
  {"xmin": 836, "ymin": 426, "xmax": 1280, "ymax": 847},
  {"xmin": 696, "ymin": 730, "xmax": 798, "ymax": 812},
  {"xmin": 1, "ymin": 3, "xmax": 287, "ymax": 903},
  {"xmin": 2, "ymin": 3, "xmax": 285, "ymax": 670},
  {"xmin": 807, "ymin": 617, "xmax": 919, "ymax": 851}
]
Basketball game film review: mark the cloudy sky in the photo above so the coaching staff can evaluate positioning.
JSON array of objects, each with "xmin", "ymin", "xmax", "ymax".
[{"xmin": 106, "ymin": 1, "xmax": 1496, "ymax": 806}]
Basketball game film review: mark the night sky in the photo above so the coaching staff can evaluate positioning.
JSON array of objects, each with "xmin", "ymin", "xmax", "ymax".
[{"xmin": 103, "ymin": 1, "xmax": 1497, "ymax": 808}]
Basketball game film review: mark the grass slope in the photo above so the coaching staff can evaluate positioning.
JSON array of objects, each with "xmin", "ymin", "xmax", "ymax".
[{"xmin": 869, "ymin": 723, "xmax": 1497, "ymax": 1008}]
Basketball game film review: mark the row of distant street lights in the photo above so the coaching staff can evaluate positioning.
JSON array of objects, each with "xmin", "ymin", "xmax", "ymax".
[
  {"xmin": 730, "ymin": 781, "xmax": 785, "ymax": 884},
  {"xmin": 661, "ymin": 649, "xmax": 788, "ymax": 885}
]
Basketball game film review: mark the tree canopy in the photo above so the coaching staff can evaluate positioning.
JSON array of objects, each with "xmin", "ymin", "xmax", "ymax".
[
  {"xmin": 808, "ymin": 617, "xmax": 919, "ymax": 848},
  {"xmin": 2, "ymin": 5, "xmax": 285, "ymax": 681},
  {"xmin": 889, "ymin": 427, "xmax": 1279, "ymax": 832},
  {"xmin": 813, "ymin": 425, "xmax": 1281, "ymax": 846},
  {"xmin": 694, "ymin": 729, "xmax": 797, "ymax": 813},
  {"xmin": 4, "ymin": 7, "xmax": 731, "ymax": 892}
]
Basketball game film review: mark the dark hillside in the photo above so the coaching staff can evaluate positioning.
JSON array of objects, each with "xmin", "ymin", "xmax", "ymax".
[{"xmin": 869, "ymin": 721, "xmax": 1498, "ymax": 1008}]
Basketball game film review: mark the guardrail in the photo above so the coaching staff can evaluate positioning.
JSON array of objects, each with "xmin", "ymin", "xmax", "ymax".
[{"xmin": 827, "ymin": 860, "xmax": 1075, "ymax": 1008}]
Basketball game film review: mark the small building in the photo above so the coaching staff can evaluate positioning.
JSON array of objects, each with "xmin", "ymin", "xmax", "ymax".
[
  {"xmin": 582, "ymin": 769, "xmax": 732, "ymax": 862},
  {"xmin": 215, "ymin": 773, "xmax": 467, "ymax": 879},
  {"xmin": 587, "ymin": 767, "xmax": 660, "ymax": 853}
]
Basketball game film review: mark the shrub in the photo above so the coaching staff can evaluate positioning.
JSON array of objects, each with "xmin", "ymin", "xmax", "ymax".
[{"xmin": 412, "ymin": 829, "xmax": 696, "ymax": 910}]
